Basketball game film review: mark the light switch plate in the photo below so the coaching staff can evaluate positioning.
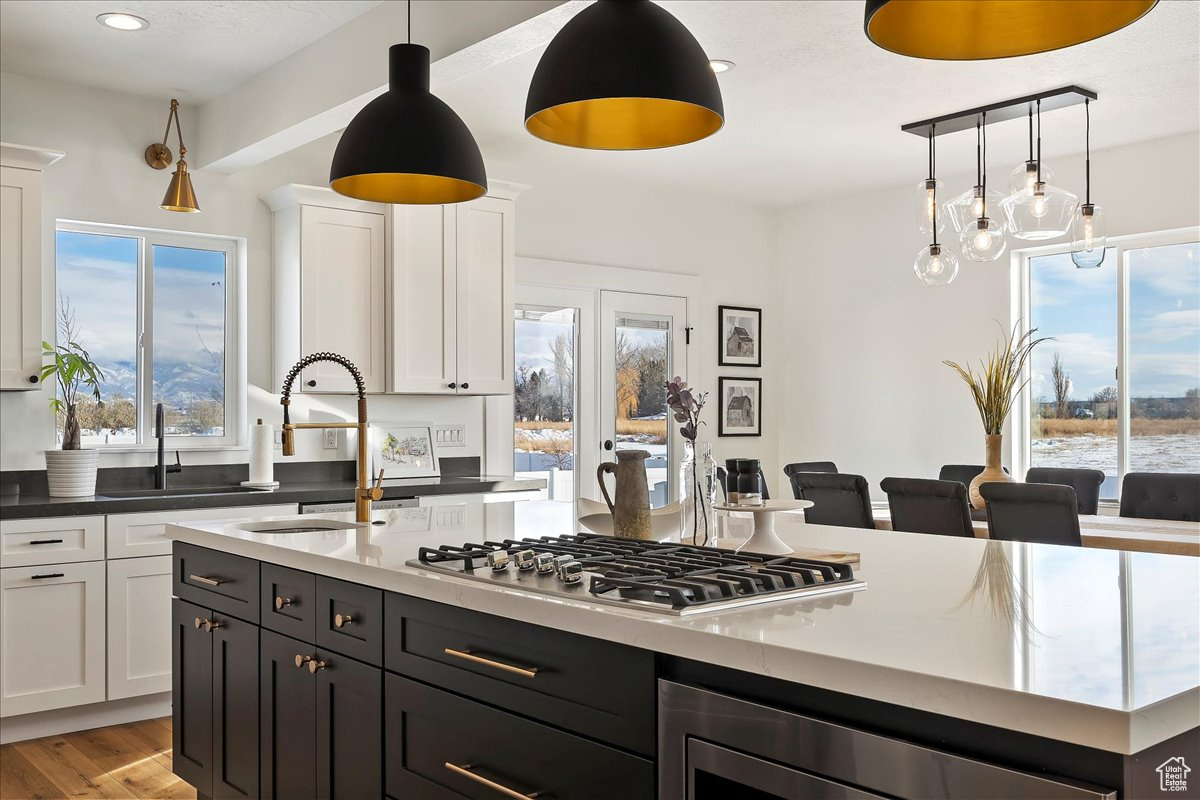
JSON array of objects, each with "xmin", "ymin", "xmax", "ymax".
[
  {"xmin": 323, "ymin": 429, "xmax": 338, "ymax": 449},
  {"xmin": 434, "ymin": 425, "xmax": 466, "ymax": 448},
  {"xmin": 273, "ymin": 429, "xmax": 283, "ymax": 448}
]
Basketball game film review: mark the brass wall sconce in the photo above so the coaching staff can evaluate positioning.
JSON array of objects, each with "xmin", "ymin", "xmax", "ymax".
[{"xmin": 145, "ymin": 98, "xmax": 200, "ymax": 213}]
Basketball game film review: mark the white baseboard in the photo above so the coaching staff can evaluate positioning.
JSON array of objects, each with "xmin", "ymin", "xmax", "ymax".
[{"xmin": 0, "ymin": 692, "xmax": 171, "ymax": 745}]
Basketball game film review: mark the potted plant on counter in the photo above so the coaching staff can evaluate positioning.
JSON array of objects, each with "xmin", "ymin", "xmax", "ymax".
[
  {"xmin": 40, "ymin": 299, "xmax": 104, "ymax": 497},
  {"xmin": 944, "ymin": 321, "xmax": 1049, "ymax": 509}
]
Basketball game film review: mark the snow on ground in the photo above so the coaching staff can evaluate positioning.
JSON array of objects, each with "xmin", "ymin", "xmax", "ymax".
[{"xmin": 1031, "ymin": 434, "xmax": 1199, "ymax": 473}]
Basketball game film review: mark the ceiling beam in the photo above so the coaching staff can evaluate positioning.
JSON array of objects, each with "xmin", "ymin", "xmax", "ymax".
[{"xmin": 196, "ymin": 0, "xmax": 574, "ymax": 174}]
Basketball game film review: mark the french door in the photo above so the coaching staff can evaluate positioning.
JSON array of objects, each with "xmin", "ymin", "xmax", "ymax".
[{"xmin": 512, "ymin": 286, "xmax": 688, "ymax": 507}]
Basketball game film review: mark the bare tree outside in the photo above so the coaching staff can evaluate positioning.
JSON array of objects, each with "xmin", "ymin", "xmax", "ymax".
[{"xmin": 1051, "ymin": 352, "xmax": 1071, "ymax": 419}]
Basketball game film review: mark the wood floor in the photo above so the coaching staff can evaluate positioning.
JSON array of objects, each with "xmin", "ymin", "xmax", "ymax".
[{"xmin": 0, "ymin": 717, "xmax": 195, "ymax": 800}]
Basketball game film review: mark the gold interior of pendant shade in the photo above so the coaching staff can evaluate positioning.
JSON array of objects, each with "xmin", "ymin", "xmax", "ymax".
[
  {"xmin": 525, "ymin": 97, "xmax": 724, "ymax": 150},
  {"xmin": 330, "ymin": 173, "xmax": 487, "ymax": 205},
  {"xmin": 867, "ymin": 0, "xmax": 1157, "ymax": 60},
  {"xmin": 161, "ymin": 162, "xmax": 200, "ymax": 213}
]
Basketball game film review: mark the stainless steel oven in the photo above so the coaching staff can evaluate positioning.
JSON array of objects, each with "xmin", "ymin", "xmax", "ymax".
[{"xmin": 658, "ymin": 681, "xmax": 1116, "ymax": 800}]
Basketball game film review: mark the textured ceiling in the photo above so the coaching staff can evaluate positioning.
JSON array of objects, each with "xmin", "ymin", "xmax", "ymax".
[
  {"xmin": 439, "ymin": 0, "xmax": 1200, "ymax": 208},
  {"xmin": 0, "ymin": 0, "xmax": 380, "ymax": 103}
]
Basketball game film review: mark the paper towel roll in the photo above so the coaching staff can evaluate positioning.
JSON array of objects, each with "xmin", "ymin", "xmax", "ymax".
[{"xmin": 247, "ymin": 419, "xmax": 275, "ymax": 485}]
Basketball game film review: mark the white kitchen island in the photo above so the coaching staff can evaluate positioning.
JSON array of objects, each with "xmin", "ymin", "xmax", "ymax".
[{"xmin": 169, "ymin": 499, "xmax": 1200, "ymax": 798}]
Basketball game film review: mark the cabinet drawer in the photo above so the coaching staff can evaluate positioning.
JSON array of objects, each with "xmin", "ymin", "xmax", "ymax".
[
  {"xmin": 109, "ymin": 504, "xmax": 297, "ymax": 559},
  {"xmin": 316, "ymin": 575, "xmax": 382, "ymax": 666},
  {"xmin": 173, "ymin": 542, "xmax": 259, "ymax": 623},
  {"xmin": 385, "ymin": 594, "xmax": 655, "ymax": 755},
  {"xmin": 385, "ymin": 673, "xmax": 653, "ymax": 800},
  {"xmin": 0, "ymin": 515, "xmax": 104, "ymax": 567},
  {"xmin": 261, "ymin": 564, "xmax": 315, "ymax": 641}
]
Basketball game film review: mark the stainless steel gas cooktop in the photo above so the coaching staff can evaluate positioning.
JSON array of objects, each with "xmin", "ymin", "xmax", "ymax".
[{"xmin": 410, "ymin": 533, "xmax": 865, "ymax": 616}]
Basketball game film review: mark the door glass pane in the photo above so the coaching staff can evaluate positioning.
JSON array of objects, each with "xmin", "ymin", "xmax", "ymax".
[
  {"xmin": 54, "ymin": 230, "xmax": 139, "ymax": 446},
  {"xmin": 1028, "ymin": 249, "xmax": 1119, "ymax": 499},
  {"xmin": 614, "ymin": 314, "xmax": 670, "ymax": 507},
  {"xmin": 1127, "ymin": 242, "xmax": 1200, "ymax": 473},
  {"xmin": 152, "ymin": 245, "xmax": 227, "ymax": 437},
  {"xmin": 514, "ymin": 305, "xmax": 576, "ymax": 499}
]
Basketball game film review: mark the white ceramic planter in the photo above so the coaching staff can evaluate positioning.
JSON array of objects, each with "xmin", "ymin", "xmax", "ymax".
[{"xmin": 45, "ymin": 449, "xmax": 100, "ymax": 497}]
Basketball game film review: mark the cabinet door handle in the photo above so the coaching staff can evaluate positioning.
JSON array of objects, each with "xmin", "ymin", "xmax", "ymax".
[
  {"xmin": 448, "ymin": 382, "xmax": 457, "ymax": 389},
  {"xmin": 334, "ymin": 613, "xmax": 353, "ymax": 628},
  {"xmin": 194, "ymin": 617, "xmax": 222, "ymax": 633},
  {"xmin": 294, "ymin": 654, "xmax": 312, "ymax": 669},
  {"xmin": 28, "ymin": 374, "xmax": 39, "ymax": 384},
  {"xmin": 444, "ymin": 763, "xmax": 542, "ymax": 799},
  {"xmin": 28, "ymin": 539, "xmax": 64, "ymax": 545},
  {"xmin": 460, "ymin": 382, "xmax": 469, "ymax": 390},
  {"xmin": 275, "ymin": 596, "xmax": 294, "ymax": 609},
  {"xmin": 306, "ymin": 380, "xmax": 317, "ymax": 387},
  {"xmin": 31, "ymin": 572, "xmax": 65, "ymax": 580},
  {"xmin": 307, "ymin": 659, "xmax": 327, "ymax": 673},
  {"xmin": 443, "ymin": 648, "xmax": 539, "ymax": 679},
  {"xmin": 188, "ymin": 574, "xmax": 223, "ymax": 587}
]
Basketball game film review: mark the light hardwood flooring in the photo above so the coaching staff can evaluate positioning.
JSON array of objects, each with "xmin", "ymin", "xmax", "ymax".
[{"xmin": 0, "ymin": 717, "xmax": 195, "ymax": 800}]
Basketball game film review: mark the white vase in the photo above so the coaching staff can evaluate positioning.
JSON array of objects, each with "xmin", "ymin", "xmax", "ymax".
[{"xmin": 45, "ymin": 449, "xmax": 99, "ymax": 497}]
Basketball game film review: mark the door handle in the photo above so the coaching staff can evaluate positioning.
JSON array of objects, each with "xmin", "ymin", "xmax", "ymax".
[
  {"xmin": 444, "ymin": 763, "xmax": 542, "ymax": 799},
  {"xmin": 443, "ymin": 648, "xmax": 539, "ymax": 678},
  {"xmin": 28, "ymin": 539, "xmax": 64, "ymax": 545},
  {"xmin": 188, "ymin": 574, "xmax": 223, "ymax": 587},
  {"xmin": 31, "ymin": 572, "xmax": 65, "ymax": 580}
]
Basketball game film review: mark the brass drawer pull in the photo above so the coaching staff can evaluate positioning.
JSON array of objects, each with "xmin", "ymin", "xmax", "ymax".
[
  {"xmin": 294, "ymin": 654, "xmax": 312, "ymax": 669},
  {"xmin": 188, "ymin": 574, "xmax": 223, "ymax": 587},
  {"xmin": 275, "ymin": 596, "xmax": 294, "ymax": 609},
  {"xmin": 444, "ymin": 762, "xmax": 542, "ymax": 799},
  {"xmin": 334, "ymin": 613, "xmax": 353, "ymax": 628},
  {"xmin": 193, "ymin": 617, "xmax": 222, "ymax": 633},
  {"xmin": 443, "ymin": 648, "xmax": 539, "ymax": 679},
  {"xmin": 307, "ymin": 659, "xmax": 327, "ymax": 673}
]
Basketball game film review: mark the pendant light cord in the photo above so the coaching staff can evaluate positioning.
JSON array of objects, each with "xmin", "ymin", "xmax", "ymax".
[
  {"xmin": 930, "ymin": 122, "xmax": 938, "ymax": 247},
  {"xmin": 1027, "ymin": 107, "xmax": 1034, "ymax": 162},
  {"xmin": 407, "ymin": 0, "xmax": 411, "ymax": 43},
  {"xmin": 1084, "ymin": 98, "xmax": 1091, "ymax": 205},
  {"xmin": 974, "ymin": 117, "xmax": 981, "ymax": 191},
  {"xmin": 1036, "ymin": 100, "xmax": 1042, "ymax": 183},
  {"xmin": 981, "ymin": 111, "xmax": 988, "ymax": 218}
]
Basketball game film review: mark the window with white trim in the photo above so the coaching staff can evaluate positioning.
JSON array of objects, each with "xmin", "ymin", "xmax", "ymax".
[
  {"xmin": 1021, "ymin": 229, "xmax": 1200, "ymax": 500},
  {"xmin": 54, "ymin": 222, "xmax": 240, "ymax": 448}
]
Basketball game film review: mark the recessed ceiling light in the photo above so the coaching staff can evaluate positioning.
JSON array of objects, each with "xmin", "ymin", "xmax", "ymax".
[
  {"xmin": 709, "ymin": 60, "xmax": 735, "ymax": 74},
  {"xmin": 97, "ymin": 13, "xmax": 149, "ymax": 31}
]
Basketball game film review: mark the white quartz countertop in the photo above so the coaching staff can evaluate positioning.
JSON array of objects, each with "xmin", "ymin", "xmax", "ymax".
[{"xmin": 168, "ymin": 499, "xmax": 1200, "ymax": 755}]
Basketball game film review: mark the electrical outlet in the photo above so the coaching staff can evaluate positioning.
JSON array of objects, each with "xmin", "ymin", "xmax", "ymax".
[
  {"xmin": 273, "ymin": 429, "xmax": 283, "ymax": 448},
  {"xmin": 323, "ymin": 429, "xmax": 338, "ymax": 449},
  {"xmin": 434, "ymin": 425, "xmax": 466, "ymax": 447}
]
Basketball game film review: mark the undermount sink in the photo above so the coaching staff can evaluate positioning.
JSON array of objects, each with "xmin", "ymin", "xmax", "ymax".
[
  {"xmin": 97, "ymin": 486, "xmax": 269, "ymax": 499},
  {"xmin": 237, "ymin": 519, "xmax": 360, "ymax": 535}
]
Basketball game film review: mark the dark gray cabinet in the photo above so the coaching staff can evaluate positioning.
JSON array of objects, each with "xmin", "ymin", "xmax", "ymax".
[
  {"xmin": 259, "ymin": 629, "xmax": 316, "ymax": 799},
  {"xmin": 171, "ymin": 598, "xmax": 259, "ymax": 800}
]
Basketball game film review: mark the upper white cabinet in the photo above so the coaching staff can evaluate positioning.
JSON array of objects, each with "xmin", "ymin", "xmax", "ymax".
[
  {"xmin": 388, "ymin": 190, "xmax": 517, "ymax": 395},
  {"xmin": 264, "ymin": 185, "xmax": 386, "ymax": 394},
  {"xmin": 0, "ymin": 143, "xmax": 63, "ymax": 391}
]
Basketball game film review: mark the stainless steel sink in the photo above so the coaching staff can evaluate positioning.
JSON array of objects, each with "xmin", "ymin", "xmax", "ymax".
[
  {"xmin": 237, "ymin": 519, "xmax": 360, "ymax": 535},
  {"xmin": 97, "ymin": 486, "xmax": 269, "ymax": 499}
]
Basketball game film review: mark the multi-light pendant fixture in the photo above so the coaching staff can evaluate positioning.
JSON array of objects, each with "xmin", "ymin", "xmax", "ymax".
[{"xmin": 906, "ymin": 87, "xmax": 1104, "ymax": 284}]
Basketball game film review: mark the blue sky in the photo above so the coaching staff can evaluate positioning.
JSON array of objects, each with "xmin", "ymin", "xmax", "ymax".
[{"xmin": 1031, "ymin": 242, "xmax": 1199, "ymax": 400}]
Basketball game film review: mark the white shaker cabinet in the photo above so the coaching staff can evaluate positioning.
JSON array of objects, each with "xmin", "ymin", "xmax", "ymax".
[
  {"xmin": 106, "ymin": 555, "xmax": 171, "ymax": 700},
  {"xmin": 0, "ymin": 561, "xmax": 106, "ymax": 716},
  {"xmin": 263, "ymin": 185, "xmax": 386, "ymax": 394},
  {"xmin": 0, "ymin": 143, "xmax": 63, "ymax": 391},
  {"xmin": 106, "ymin": 504, "xmax": 298, "ymax": 559},
  {"xmin": 388, "ymin": 189, "xmax": 518, "ymax": 395}
]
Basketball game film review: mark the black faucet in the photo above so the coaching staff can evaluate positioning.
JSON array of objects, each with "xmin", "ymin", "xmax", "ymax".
[{"xmin": 155, "ymin": 403, "xmax": 182, "ymax": 489}]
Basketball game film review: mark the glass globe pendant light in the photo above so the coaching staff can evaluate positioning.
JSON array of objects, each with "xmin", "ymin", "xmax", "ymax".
[
  {"xmin": 960, "ymin": 114, "xmax": 1006, "ymax": 262},
  {"xmin": 914, "ymin": 130, "xmax": 944, "ymax": 235},
  {"xmin": 1000, "ymin": 100, "xmax": 1078, "ymax": 240},
  {"xmin": 914, "ymin": 125, "xmax": 959, "ymax": 286},
  {"xmin": 1007, "ymin": 107, "xmax": 1056, "ymax": 196},
  {"xmin": 1071, "ymin": 99, "xmax": 1107, "ymax": 268}
]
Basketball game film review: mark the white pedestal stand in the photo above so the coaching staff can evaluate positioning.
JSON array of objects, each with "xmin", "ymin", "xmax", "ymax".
[{"xmin": 714, "ymin": 500, "xmax": 813, "ymax": 555}]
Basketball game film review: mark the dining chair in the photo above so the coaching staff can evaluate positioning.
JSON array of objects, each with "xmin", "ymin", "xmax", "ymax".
[
  {"xmin": 1024, "ymin": 467, "xmax": 1106, "ymax": 515},
  {"xmin": 1119, "ymin": 473, "xmax": 1200, "ymax": 521},
  {"xmin": 980, "ymin": 482, "xmax": 1082, "ymax": 546},
  {"xmin": 938, "ymin": 464, "xmax": 1010, "ymax": 488},
  {"xmin": 783, "ymin": 462, "xmax": 839, "ymax": 499},
  {"xmin": 789, "ymin": 473, "xmax": 874, "ymax": 528},
  {"xmin": 880, "ymin": 477, "xmax": 974, "ymax": 537}
]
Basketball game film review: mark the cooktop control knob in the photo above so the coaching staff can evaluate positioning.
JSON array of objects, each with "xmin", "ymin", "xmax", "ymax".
[
  {"xmin": 560, "ymin": 560, "xmax": 584, "ymax": 584},
  {"xmin": 514, "ymin": 549, "xmax": 537, "ymax": 571},
  {"xmin": 553, "ymin": 554, "xmax": 574, "ymax": 578},
  {"xmin": 486, "ymin": 549, "xmax": 510, "ymax": 571},
  {"xmin": 534, "ymin": 552, "xmax": 556, "ymax": 575}
]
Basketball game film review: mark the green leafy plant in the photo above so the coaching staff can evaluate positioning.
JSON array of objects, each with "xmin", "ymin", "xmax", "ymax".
[
  {"xmin": 944, "ymin": 321, "xmax": 1050, "ymax": 435},
  {"xmin": 39, "ymin": 296, "xmax": 104, "ymax": 450}
]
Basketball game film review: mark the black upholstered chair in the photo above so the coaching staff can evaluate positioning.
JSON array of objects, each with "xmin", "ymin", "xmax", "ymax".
[
  {"xmin": 783, "ymin": 462, "xmax": 839, "ymax": 499},
  {"xmin": 1119, "ymin": 473, "xmax": 1200, "ymax": 521},
  {"xmin": 981, "ymin": 483, "xmax": 1082, "ymax": 546},
  {"xmin": 938, "ymin": 464, "xmax": 1010, "ymax": 488},
  {"xmin": 1025, "ymin": 467, "xmax": 1106, "ymax": 515},
  {"xmin": 789, "ymin": 473, "xmax": 874, "ymax": 529},
  {"xmin": 880, "ymin": 477, "xmax": 974, "ymax": 537}
]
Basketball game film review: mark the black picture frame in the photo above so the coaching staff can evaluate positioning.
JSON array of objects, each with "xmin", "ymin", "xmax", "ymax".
[
  {"xmin": 718, "ymin": 305, "xmax": 762, "ymax": 367},
  {"xmin": 718, "ymin": 376, "xmax": 762, "ymax": 437}
]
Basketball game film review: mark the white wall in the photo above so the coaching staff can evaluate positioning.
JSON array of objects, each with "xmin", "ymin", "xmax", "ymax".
[
  {"xmin": 775, "ymin": 132, "xmax": 1200, "ymax": 498},
  {"xmin": 0, "ymin": 72, "xmax": 485, "ymax": 471}
]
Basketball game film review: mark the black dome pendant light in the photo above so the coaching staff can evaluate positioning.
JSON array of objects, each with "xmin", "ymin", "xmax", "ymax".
[
  {"xmin": 330, "ymin": 0, "xmax": 486, "ymax": 204},
  {"xmin": 525, "ymin": 0, "xmax": 723, "ymax": 150},
  {"xmin": 863, "ymin": 0, "xmax": 1158, "ymax": 61}
]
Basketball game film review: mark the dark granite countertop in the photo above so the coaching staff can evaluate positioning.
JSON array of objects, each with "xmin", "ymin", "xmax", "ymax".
[{"xmin": 0, "ymin": 457, "xmax": 544, "ymax": 520}]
